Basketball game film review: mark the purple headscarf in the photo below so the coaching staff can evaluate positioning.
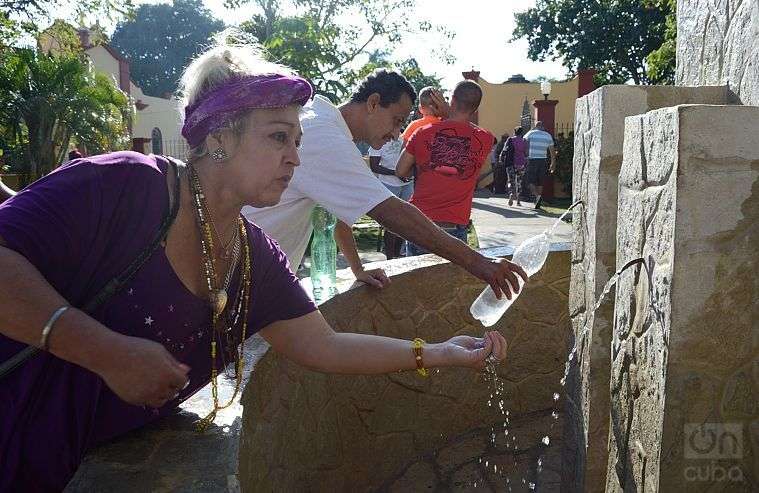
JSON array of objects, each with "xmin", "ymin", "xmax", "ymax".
[{"xmin": 181, "ymin": 74, "xmax": 313, "ymax": 148}]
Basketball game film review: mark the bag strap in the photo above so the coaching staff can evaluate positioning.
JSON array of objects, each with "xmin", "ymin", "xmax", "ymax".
[{"xmin": 0, "ymin": 157, "xmax": 181, "ymax": 380}]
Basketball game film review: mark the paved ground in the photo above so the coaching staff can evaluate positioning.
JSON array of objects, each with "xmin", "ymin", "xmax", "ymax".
[{"xmin": 470, "ymin": 191, "xmax": 573, "ymax": 249}]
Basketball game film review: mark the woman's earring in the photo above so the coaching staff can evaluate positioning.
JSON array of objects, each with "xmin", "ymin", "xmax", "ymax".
[{"xmin": 211, "ymin": 147, "xmax": 228, "ymax": 162}]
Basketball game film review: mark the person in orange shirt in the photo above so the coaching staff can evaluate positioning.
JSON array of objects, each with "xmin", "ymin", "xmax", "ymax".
[{"xmin": 401, "ymin": 86, "xmax": 447, "ymax": 143}]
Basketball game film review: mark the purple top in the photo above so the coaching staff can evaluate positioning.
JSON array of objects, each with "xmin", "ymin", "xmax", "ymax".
[
  {"xmin": 0, "ymin": 151, "xmax": 317, "ymax": 491},
  {"xmin": 510, "ymin": 136, "xmax": 528, "ymax": 170}
]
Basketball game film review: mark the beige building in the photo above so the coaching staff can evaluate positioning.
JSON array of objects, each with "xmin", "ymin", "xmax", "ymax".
[
  {"xmin": 40, "ymin": 26, "xmax": 186, "ymax": 158},
  {"xmin": 462, "ymin": 69, "xmax": 596, "ymax": 139}
]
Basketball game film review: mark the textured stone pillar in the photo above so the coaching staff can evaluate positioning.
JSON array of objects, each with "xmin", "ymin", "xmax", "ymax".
[
  {"xmin": 677, "ymin": 0, "xmax": 759, "ymax": 105},
  {"xmin": 567, "ymin": 85, "xmax": 730, "ymax": 491},
  {"xmin": 606, "ymin": 104, "xmax": 759, "ymax": 491}
]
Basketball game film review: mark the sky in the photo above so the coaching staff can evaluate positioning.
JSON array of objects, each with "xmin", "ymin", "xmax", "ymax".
[
  {"xmin": 199, "ymin": 0, "xmax": 569, "ymax": 87},
  {"xmin": 58, "ymin": 0, "xmax": 569, "ymax": 89}
]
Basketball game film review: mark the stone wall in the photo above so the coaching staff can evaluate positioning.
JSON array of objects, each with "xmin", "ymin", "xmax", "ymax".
[
  {"xmin": 568, "ymin": 85, "xmax": 729, "ymax": 491},
  {"xmin": 238, "ymin": 250, "xmax": 572, "ymax": 492},
  {"xmin": 606, "ymin": 105, "xmax": 759, "ymax": 491},
  {"xmin": 677, "ymin": 0, "xmax": 759, "ymax": 105}
]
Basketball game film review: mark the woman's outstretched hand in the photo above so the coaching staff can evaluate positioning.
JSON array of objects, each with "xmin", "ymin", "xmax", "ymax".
[
  {"xmin": 439, "ymin": 330, "xmax": 507, "ymax": 370},
  {"xmin": 97, "ymin": 334, "xmax": 191, "ymax": 409}
]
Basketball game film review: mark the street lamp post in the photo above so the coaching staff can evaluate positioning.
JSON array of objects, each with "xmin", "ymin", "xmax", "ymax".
[{"xmin": 540, "ymin": 80, "xmax": 552, "ymax": 101}]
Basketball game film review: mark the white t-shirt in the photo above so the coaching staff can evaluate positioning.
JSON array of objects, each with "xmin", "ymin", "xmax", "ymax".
[
  {"xmin": 243, "ymin": 95, "xmax": 393, "ymax": 267},
  {"xmin": 368, "ymin": 138, "xmax": 408, "ymax": 187}
]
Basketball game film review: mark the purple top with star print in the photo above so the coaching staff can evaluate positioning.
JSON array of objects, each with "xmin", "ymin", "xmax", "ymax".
[{"xmin": 0, "ymin": 151, "xmax": 317, "ymax": 491}]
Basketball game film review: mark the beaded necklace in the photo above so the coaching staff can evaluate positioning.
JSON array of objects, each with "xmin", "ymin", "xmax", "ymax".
[{"xmin": 187, "ymin": 164, "xmax": 251, "ymax": 431}]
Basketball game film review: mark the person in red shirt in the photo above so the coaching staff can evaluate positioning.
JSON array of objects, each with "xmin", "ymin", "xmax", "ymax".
[{"xmin": 396, "ymin": 80, "xmax": 495, "ymax": 256}]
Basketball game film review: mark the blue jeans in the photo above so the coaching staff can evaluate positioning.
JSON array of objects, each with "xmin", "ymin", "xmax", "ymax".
[
  {"xmin": 407, "ymin": 225, "xmax": 468, "ymax": 256},
  {"xmin": 383, "ymin": 182, "xmax": 413, "ymax": 201}
]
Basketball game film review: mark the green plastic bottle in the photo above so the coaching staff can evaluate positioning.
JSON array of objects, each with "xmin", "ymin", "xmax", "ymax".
[{"xmin": 310, "ymin": 206, "xmax": 338, "ymax": 302}]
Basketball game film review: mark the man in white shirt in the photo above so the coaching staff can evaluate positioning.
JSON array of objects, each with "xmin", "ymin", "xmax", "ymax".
[
  {"xmin": 369, "ymin": 137, "xmax": 412, "ymax": 259},
  {"xmin": 244, "ymin": 70, "xmax": 526, "ymax": 300},
  {"xmin": 523, "ymin": 121, "xmax": 557, "ymax": 210}
]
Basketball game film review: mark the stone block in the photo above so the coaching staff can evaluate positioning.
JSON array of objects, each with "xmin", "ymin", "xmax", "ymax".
[
  {"xmin": 568, "ymin": 85, "xmax": 731, "ymax": 490},
  {"xmin": 606, "ymin": 104, "xmax": 759, "ymax": 491},
  {"xmin": 677, "ymin": 0, "xmax": 759, "ymax": 106},
  {"xmin": 238, "ymin": 251, "xmax": 572, "ymax": 491}
]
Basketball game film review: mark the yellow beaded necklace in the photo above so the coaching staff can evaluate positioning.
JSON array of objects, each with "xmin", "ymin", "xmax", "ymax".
[{"xmin": 187, "ymin": 164, "xmax": 251, "ymax": 431}]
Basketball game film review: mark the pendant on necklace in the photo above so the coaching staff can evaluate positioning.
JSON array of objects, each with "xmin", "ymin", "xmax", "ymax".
[{"xmin": 210, "ymin": 289, "xmax": 228, "ymax": 316}]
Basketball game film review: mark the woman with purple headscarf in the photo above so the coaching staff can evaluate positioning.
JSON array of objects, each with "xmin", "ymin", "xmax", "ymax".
[{"xmin": 0, "ymin": 33, "xmax": 509, "ymax": 491}]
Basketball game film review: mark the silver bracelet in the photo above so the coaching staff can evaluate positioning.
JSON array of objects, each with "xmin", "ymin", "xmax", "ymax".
[{"xmin": 40, "ymin": 306, "xmax": 70, "ymax": 351}]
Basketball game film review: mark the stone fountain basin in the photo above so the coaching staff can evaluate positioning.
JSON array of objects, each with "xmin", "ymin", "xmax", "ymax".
[{"xmin": 238, "ymin": 247, "xmax": 572, "ymax": 492}]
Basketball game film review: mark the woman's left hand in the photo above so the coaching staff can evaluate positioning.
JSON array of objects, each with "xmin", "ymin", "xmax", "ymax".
[{"xmin": 439, "ymin": 330, "xmax": 508, "ymax": 370}]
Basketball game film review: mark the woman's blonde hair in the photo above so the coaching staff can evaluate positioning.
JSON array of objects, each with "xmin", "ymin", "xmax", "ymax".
[{"xmin": 177, "ymin": 29, "xmax": 293, "ymax": 161}]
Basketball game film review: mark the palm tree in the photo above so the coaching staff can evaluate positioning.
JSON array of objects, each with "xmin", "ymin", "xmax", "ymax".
[{"xmin": 0, "ymin": 47, "xmax": 133, "ymax": 181}]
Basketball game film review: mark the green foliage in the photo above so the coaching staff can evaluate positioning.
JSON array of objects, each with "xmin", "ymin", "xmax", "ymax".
[
  {"xmin": 0, "ymin": 47, "xmax": 133, "ymax": 180},
  {"xmin": 644, "ymin": 0, "xmax": 676, "ymax": 84},
  {"xmin": 238, "ymin": 0, "xmax": 453, "ymax": 102},
  {"xmin": 553, "ymin": 130, "xmax": 574, "ymax": 194},
  {"xmin": 512, "ymin": 0, "xmax": 672, "ymax": 85},
  {"xmin": 1, "ymin": 0, "xmax": 134, "ymax": 45},
  {"xmin": 352, "ymin": 50, "xmax": 442, "ymax": 95},
  {"xmin": 110, "ymin": 0, "xmax": 224, "ymax": 97}
]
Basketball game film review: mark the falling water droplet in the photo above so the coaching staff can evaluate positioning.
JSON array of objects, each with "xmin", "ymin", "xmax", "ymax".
[
  {"xmin": 552, "ymin": 411, "xmax": 559, "ymax": 419},
  {"xmin": 485, "ymin": 460, "xmax": 489, "ymax": 468},
  {"xmin": 553, "ymin": 392, "xmax": 560, "ymax": 401},
  {"xmin": 542, "ymin": 436, "xmax": 550, "ymax": 446},
  {"xmin": 529, "ymin": 482, "xmax": 536, "ymax": 490},
  {"xmin": 494, "ymin": 464, "xmax": 498, "ymax": 473}
]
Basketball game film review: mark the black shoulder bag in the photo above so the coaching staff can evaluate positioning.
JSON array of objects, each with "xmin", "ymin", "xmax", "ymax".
[{"xmin": 0, "ymin": 157, "xmax": 182, "ymax": 380}]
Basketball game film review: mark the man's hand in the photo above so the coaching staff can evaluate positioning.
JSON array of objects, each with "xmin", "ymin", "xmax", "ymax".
[
  {"xmin": 98, "ymin": 334, "xmax": 191, "ymax": 408},
  {"xmin": 429, "ymin": 89, "xmax": 450, "ymax": 118},
  {"xmin": 354, "ymin": 267, "xmax": 391, "ymax": 288},
  {"xmin": 466, "ymin": 256, "xmax": 528, "ymax": 300}
]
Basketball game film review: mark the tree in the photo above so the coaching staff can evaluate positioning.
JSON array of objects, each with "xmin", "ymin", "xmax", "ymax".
[
  {"xmin": 352, "ymin": 50, "xmax": 442, "ymax": 94},
  {"xmin": 645, "ymin": 0, "xmax": 676, "ymax": 84},
  {"xmin": 110, "ymin": 0, "xmax": 224, "ymax": 97},
  {"xmin": 0, "ymin": 46, "xmax": 132, "ymax": 180},
  {"xmin": 1, "ymin": 0, "xmax": 133, "ymax": 45},
  {"xmin": 237, "ymin": 0, "xmax": 454, "ymax": 101},
  {"xmin": 512, "ymin": 0, "xmax": 672, "ymax": 85}
]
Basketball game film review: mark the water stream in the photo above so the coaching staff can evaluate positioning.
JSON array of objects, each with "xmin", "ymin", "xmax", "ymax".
[{"xmin": 469, "ymin": 200, "xmax": 644, "ymax": 491}]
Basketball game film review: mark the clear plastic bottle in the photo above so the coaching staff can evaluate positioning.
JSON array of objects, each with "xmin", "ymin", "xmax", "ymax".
[
  {"xmin": 470, "ymin": 231, "xmax": 551, "ymax": 326},
  {"xmin": 310, "ymin": 206, "xmax": 338, "ymax": 302}
]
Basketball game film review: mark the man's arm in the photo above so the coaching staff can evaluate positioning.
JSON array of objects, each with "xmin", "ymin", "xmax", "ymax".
[
  {"xmin": 369, "ymin": 156, "xmax": 397, "ymax": 176},
  {"xmin": 368, "ymin": 197, "xmax": 526, "ymax": 299},
  {"xmin": 395, "ymin": 149, "xmax": 415, "ymax": 178},
  {"xmin": 334, "ymin": 220, "xmax": 389, "ymax": 288}
]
